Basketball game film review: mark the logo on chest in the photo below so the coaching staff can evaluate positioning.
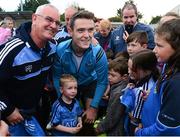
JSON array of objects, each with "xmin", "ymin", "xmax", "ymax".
[{"xmin": 25, "ymin": 65, "xmax": 33, "ymax": 73}]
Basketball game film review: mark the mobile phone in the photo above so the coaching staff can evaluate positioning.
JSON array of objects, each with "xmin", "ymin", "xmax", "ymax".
[{"xmin": 125, "ymin": 25, "xmax": 134, "ymax": 34}]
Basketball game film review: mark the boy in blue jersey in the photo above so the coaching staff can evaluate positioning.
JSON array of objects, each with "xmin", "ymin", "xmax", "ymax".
[{"xmin": 47, "ymin": 74, "xmax": 83, "ymax": 136}]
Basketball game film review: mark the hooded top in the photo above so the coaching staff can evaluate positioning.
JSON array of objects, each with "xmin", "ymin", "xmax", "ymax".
[{"xmin": 0, "ymin": 22, "xmax": 56, "ymax": 117}]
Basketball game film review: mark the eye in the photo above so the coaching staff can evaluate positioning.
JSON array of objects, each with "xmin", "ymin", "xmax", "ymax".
[{"xmin": 45, "ymin": 16, "xmax": 54, "ymax": 23}]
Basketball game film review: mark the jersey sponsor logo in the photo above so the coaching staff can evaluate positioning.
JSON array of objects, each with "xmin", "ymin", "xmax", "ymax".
[
  {"xmin": 115, "ymin": 36, "xmax": 120, "ymax": 41},
  {"xmin": 25, "ymin": 65, "xmax": 33, "ymax": 73},
  {"xmin": 0, "ymin": 101, "xmax": 7, "ymax": 111}
]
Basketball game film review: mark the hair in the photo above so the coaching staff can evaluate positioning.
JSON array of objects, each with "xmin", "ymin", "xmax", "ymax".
[
  {"xmin": 106, "ymin": 49, "xmax": 114, "ymax": 60},
  {"xmin": 70, "ymin": 10, "xmax": 95, "ymax": 29},
  {"xmin": 35, "ymin": 4, "xmax": 59, "ymax": 15},
  {"xmin": 65, "ymin": 5, "xmax": 78, "ymax": 12},
  {"xmin": 159, "ymin": 12, "xmax": 179, "ymax": 24},
  {"xmin": 109, "ymin": 60, "xmax": 128, "ymax": 76},
  {"xmin": 60, "ymin": 74, "xmax": 77, "ymax": 87},
  {"xmin": 156, "ymin": 18, "xmax": 180, "ymax": 92},
  {"xmin": 99, "ymin": 19, "xmax": 111, "ymax": 30},
  {"xmin": 1, "ymin": 17, "xmax": 14, "ymax": 27},
  {"xmin": 114, "ymin": 51, "xmax": 129, "ymax": 62},
  {"xmin": 122, "ymin": 2, "xmax": 138, "ymax": 16},
  {"xmin": 126, "ymin": 31, "xmax": 148, "ymax": 46},
  {"xmin": 3, "ymin": 17, "xmax": 13, "ymax": 22},
  {"xmin": 130, "ymin": 49, "xmax": 159, "ymax": 81},
  {"xmin": 156, "ymin": 18, "xmax": 180, "ymax": 67},
  {"xmin": 164, "ymin": 12, "xmax": 179, "ymax": 18}
]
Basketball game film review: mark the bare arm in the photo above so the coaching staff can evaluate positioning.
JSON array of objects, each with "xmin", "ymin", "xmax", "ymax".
[{"xmin": 54, "ymin": 124, "xmax": 82, "ymax": 134}]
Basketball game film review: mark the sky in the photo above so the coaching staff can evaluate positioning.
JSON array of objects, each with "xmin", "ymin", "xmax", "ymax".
[{"xmin": 0, "ymin": 0, "xmax": 179, "ymax": 23}]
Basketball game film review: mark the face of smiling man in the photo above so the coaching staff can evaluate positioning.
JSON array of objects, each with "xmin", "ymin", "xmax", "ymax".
[{"xmin": 69, "ymin": 18, "xmax": 95, "ymax": 50}]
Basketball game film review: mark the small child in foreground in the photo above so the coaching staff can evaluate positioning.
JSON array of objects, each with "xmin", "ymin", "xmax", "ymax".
[{"xmin": 47, "ymin": 74, "xmax": 83, "ymax": 136}]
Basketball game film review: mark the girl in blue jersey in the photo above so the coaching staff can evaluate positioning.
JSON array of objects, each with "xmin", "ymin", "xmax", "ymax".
[
  {"xmin": 135, "ymin": 18, "xmax": 180, "ymax": 135},
  {"xmin": 47, "ymin": 74, "xmax": 83, "ymax": 136},
  {"xmin": 121, "ymin": 49, "xmax": 159, "ymax": 135}
]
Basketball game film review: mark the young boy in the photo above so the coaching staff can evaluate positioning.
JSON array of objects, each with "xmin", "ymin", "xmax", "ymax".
[
  {"xmin": 95, "ymin": 59, "xmax": 129, "ymax": 136},
  {"xmin": 47, "ymin": 74, "xmax": 83, "ymax": 136},
  {"xmin": 126, "ymin": 31, "xmax": 148, "ymax": 56}
]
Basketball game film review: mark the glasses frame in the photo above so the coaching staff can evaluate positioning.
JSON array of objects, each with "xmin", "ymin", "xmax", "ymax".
[{"xmin": 36, "ymin": 14, "xmax": 61, "ymax": 28}]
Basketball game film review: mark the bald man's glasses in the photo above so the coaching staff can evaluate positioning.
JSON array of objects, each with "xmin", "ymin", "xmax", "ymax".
[{"xmin": 36, "ymin": 14, "xmax": 61, "ymax": 28}]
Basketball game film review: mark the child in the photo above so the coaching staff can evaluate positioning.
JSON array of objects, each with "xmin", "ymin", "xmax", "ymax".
[
  {"xmin": 121, "ymin": 49, "xmax": 159, "ymax": 135},
  {"xmin": 47, "ymin": 74, "xmax": 83, "ymax": 136},
  {"xmin": 95, "ymin": 59, "xmax": 129, "ymax": 136},
  {"xmin": 135, "ymin": 19, "xmax": 180, "ymax": 135},
  {"xmin": 126, "ymin": 31, "xmax": 148, "ymax": 56}
]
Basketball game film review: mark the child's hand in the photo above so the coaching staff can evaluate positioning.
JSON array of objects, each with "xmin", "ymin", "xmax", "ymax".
[
  {"xmin": 77, "ymin": 122, "xmax": 82, "ymax": 129},
  {"xmin": 141, "ymin": 90, "xmax": 150, "ymax": 100},
  {"xmin": 127, "ymin": 83, "xmax": 135, "ymax": 89},
  {"xmin": 71, "ymin": 126, "xmax": 82, "ymax": 134},
  {"xmin": 135, "ymin": 123, "xmax": 143, "ymax": 133},
  {"xmin": 102, "ymin": 95, "xmax": 109, "ymax": 100}
]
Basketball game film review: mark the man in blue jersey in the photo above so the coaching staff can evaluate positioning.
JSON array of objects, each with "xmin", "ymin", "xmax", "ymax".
[
  {"xmin": 0, "ymin": 4, "xmax": 60, "ymax": 136},
  {"xmin": 53, "ymin": 10, "xmax": 108, "ymax": 135}
]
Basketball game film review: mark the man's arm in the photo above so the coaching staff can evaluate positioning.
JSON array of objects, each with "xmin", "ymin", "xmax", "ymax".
[
  {"xmin": 91, "ymin": 47, "xmax": 108, "ymax": 108},
  {"xmin": 52, "ymin": 52, "xmax": 63, "ymax": 98}
]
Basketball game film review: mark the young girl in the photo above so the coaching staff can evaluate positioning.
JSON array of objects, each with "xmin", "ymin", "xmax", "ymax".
[
  {"xmin": 121, "ymin": 49, "xmax": 159, "ymax": 135},
  {"xmin": 135, "ymin": 18, "xmax": 180, "ymax": 135}
]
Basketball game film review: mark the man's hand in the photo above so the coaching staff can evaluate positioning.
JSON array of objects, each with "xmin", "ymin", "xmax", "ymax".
[
  {"xmin": 0, "ymin": 120, "xmax": 10, "ymax": 136},
  {"xmin": 92, "ymin": 37, "xmax": 99, "ymax": 46},
  {"xmin": 6, "ymin": 108, "xmax": 24, "ymax": 125},
  {"xmin": 82, "ymin": 107, "xmax": 97, "ymax": 124},
  {"xmin": 123, "ymin": 31, "xmax": 129, "ymax": 42}
]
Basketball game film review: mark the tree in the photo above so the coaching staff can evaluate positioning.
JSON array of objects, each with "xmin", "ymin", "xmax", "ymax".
[
  {"xmin": 108, "ymin": 16, "xmax": 121, "ymax": 22},
  {"xmin": 149, "ymin": 15, "xmax": 161, "ymax": 24},
  {"xmin": 0, "ymin": 7, "xmax": 5, "ymax": 11},
  {"xmin": 17, "ymin": 0, "xmax": 50, "ymax": 12}
]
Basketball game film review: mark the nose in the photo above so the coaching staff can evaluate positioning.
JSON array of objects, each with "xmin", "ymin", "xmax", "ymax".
[
  {"xmin": 83, "ymin": 30, "xmax": 90, "ymax": 38},
  {"xmin": 153, "ymin": 46, "xmax": 157, "ymax": 53}
]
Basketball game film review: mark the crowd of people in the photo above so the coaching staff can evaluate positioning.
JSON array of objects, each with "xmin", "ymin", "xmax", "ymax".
[{"xmin": 0, "ymin": 1, "xmax": 180, "ymax": 136}]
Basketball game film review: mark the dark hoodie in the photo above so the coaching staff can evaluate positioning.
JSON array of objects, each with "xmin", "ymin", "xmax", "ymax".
[{"xmin": 0, "ymin": 22, "xmax": 56, "ymax": 118}]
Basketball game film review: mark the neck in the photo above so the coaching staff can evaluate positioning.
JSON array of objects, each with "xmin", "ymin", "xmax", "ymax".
[
  {"xmin": 72, "ymin": 42, "xmax": 85, "ymax": 57},
  {"xmin": 30, "ymin": 28, "xmax": 47, "ymax": 49},
  {"xmin": 62, "ymin": 95, "xmax": 72, "ymax": 104}
]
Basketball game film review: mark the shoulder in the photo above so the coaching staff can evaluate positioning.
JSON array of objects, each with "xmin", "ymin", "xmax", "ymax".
[
  {"xmin": 56, "ymin": 39, "xmax": 72, "ymax": 53},
  {"xmin": 0, "ymin": 38, "xmax": 24, "ymax": 65},
  {"xmin": 91, "ymin": 44, "xmax": 104, "ymax": 56},
  {"xmin": 112, "ymin": 26, "xmax": 124, "ymax": 34},
  {"xmin": 136, "ymin": 22, "xmax": 153, "ymax": 31}
]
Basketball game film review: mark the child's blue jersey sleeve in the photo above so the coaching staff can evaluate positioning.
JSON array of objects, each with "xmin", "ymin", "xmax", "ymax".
[{"xmin": 120, "ymin": 88, "xmax": 136, "ymax": 112}]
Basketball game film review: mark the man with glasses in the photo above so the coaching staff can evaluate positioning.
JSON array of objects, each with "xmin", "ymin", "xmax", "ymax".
[{"xmin": 0, "ymin": 4, "xmax": 60, "ymax": 136}]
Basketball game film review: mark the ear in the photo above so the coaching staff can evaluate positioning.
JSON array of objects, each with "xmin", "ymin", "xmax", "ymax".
[
  {"xmin": 68, "ymin": 27, "xmax": 73, "ymax": 37},
  {"xmin": 122, "ymin": 74, "xmax": 129, "ymax": 81},
  {"xmin": 142, "ymin": 44, "xmax": 148, "ymax": 49},
  {"xmin": 32, "ymin": 13, "xmax": 37, "ymax": 22},
  {"xmin": 60, "ymin": 87, "xmax": 63, "ymax": 93}
]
